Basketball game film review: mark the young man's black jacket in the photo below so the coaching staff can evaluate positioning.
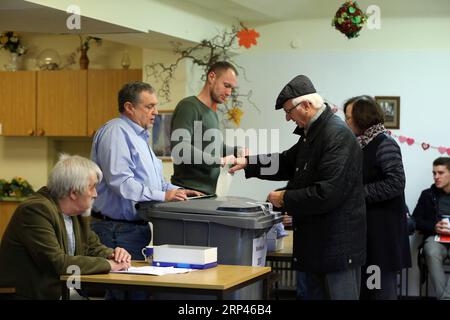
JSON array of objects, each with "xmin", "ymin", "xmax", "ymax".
[{"xmin": 413, "ymin": 184, "xmax": 443, "ymax": 240}]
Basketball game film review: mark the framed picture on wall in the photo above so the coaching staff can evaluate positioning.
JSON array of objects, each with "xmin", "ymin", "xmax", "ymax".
[
  {"xmin": 375, "ymin": 96, "xmax": 400, "ymax": 129},
  {"xmin": 151, "ymin": 110, "xmax": 173, "ymax": 161}
]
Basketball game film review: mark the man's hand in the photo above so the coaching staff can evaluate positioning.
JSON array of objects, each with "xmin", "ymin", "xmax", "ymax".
[
  {"xmin": 165, "ymin": 189, "xmax": 188, "ymax": 202},
  {"xmin": 282, "ymin": 213, "xmax": 292, "ymax": 227},
  {"xmin": 267, "ymin": 190, "xmax": 285, "ymax": 208},
  {"xmin": 237, "ymin": 147, "xmax": 249, "ymax": 158},
  {"xmin": 108, "ymin": 259, "xmax": 131, "ymax": 272},
  {"xmin": 220, "ymin": 155, "xmax": 236, "ymax": 167},
  {"xmin": 228, "ymin": 156, "xmax": 248, "ymax": 174},
  {"xmin": 184, "ymin": 189, "xmax": 204, "ymax": 197},
  {"xmin": 435, "ymin": 221, "xmax": 450, "ymax": 235},
  {"xmin": 109, "ymin": 247, "xmax": 131, "ymax": 264}
]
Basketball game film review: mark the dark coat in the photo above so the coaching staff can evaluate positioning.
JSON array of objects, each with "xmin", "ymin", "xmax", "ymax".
[
  {"xmin": 413, "ymin": 184, "xmax": 442, "ymax": 240},
  {"xmin": 362, "ymin": 133, "xmax": 411, "ymax": 271},
  {"xmin": 0, "ymin": 187, "xmax": 113, "ymax": 299},
  {"xmin": 245, "ymin": 106, "xmax": 366, "ymax": 273}
]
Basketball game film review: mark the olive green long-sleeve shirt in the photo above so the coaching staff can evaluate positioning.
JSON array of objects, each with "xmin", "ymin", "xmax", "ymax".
[{"xmin": 170, "ymin": 96, "xmax": 237, "ymax": 194}]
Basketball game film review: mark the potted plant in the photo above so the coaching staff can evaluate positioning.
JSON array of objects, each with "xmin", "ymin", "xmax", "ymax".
[{"xmin": 9, "ymin": 177, "xmax": 34, "ymax": 198}]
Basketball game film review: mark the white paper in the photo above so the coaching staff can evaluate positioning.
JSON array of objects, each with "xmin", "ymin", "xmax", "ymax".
[
  {"xmin": 111, "ymin": 266, "xmax": 192, "ymax": 276},
  {"xmin": 252, "ymin": 235, "xmax": 267, "ymax": 267},
  {"xmin": 215, "ymin": 165, "xmax": 233, "ymax": 197}
]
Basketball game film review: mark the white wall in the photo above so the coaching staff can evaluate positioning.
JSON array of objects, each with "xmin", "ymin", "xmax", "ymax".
[
  {"xmin": 228, "ymin": 50, "xmax": 450, "ymax": 205},
  {"xmin": 142, "ymin": 48, "xmax": 189, "ymax": 181},
  {"xmin": 200, "ymin": 13, "xmax": 450, "ymax": 296}
]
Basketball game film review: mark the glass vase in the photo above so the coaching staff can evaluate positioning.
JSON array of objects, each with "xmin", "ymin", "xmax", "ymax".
[
  {"xmin": 4, "ymin": 53, "xmax": 19, "ymax": 71},
  {"xmin": 121, "ymin": 50, "xmax": 131, "ymax": 69}
]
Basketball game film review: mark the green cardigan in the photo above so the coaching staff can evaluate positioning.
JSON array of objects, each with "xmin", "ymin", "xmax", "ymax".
[
  {"xmin": 170, "ymin": 96, "xmax": 237, "ymax": 194},
  {"xmin": 0, "ymin": 187, "xmax": 113, "ymax": 299}
]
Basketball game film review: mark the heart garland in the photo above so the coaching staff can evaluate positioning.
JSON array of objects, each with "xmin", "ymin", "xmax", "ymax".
[
  {"xmin": 329, "ymin": 102, "xmax": 450, "ymax": 155},
  {"xmin": 387, "ymin": 132, "xmax": 450, "ymax": 155}
]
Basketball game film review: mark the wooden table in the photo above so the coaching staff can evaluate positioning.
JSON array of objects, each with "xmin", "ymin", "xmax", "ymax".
[
  {"xmin": 60, "ymin": 263, "xmax": 271, "ymax": 300},
  {"xmin": 266, "ymin": 230, "xmax": 409, "ymax": 298},
  {"xmin": 266, "ymin": 230, "xmax": 295, "ymax": 298},
  {"xmin": 266, "ymin": 230, "xmax": 293, "ymax": 261},
  {"xmin": 0, "ymin": 287, "xmax": 15, "ymax": 294}
]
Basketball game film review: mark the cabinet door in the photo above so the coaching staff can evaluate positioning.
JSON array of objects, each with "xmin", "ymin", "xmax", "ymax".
[
  {"xmin": 0, "ymin": 72, "xmax": 36, "ymax": 136},
  {"xmin": 37, "ymin": 70, "xmax": 87, "ymax": 136},
  {"xmin": 87, "ymin": 69, "xmax": 142, "ymax": 136},
  {"xmin": 0, "ymin": 201, "xmax": 20, "ymax": 242}
]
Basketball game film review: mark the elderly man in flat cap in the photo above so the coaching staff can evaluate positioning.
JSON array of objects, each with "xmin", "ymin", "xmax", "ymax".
[{"xmin": 230, "ymin": 75, "xmax": 367, "ymax": 300}]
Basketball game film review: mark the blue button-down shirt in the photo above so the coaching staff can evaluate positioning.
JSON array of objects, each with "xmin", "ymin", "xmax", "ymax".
[{"xmin": 91, "ymin": 115, "xmax": 178, "ymax": 221}]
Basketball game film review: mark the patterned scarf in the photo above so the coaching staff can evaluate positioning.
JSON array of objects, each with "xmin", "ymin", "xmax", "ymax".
[{"xmin": 357, "ymin": 123, "xmax": 387, "ymax": 149}]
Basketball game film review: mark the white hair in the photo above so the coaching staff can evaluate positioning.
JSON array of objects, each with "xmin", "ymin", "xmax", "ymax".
[
  {"xmin": 48, "ymin": 153, "xmax": 102, "ymax": 199},
  {"xmin": 292, "ymin": 93, "xmax": 324, "ymax": 110}
]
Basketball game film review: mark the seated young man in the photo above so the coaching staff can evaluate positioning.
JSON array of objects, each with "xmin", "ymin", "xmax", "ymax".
[{"xmin": 413, "ymin": 157, "xmax": 450, "ymax": 299}]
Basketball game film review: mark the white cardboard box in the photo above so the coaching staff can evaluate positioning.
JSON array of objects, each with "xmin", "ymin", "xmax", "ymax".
[{"xmin": 153, "ymin": 244, "xmax": 217, "ymax": 265}]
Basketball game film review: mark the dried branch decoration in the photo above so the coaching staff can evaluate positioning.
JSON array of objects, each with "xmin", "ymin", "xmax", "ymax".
[{"xmin": 145, "ymin": 23, "xmax": 260, "ymax": 127}]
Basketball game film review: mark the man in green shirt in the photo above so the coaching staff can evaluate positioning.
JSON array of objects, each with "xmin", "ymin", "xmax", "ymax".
[{"xmin": 170, "ymin": 61, "xmax": 245, "ymax": 194}]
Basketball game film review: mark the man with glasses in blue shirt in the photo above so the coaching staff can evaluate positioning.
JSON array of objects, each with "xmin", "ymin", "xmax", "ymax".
[{"xmin": 91, "ymin": 81, "xmax": 202, "ymax": 263}]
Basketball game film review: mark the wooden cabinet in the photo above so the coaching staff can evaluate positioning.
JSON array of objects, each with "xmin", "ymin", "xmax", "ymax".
[
  {"xmin": 0, "ymin": 71, "xmax": 36, "ymax": 136},
  {"xmin": 87, "ymin": 69, "xmax": 142, "ymax": 136},
  {"xmin": 0, "ymin": 200, "xmax": 20, "ymax": 242},
  {"xmin": 37, "ymin": 70, "xmax": 88, "ymax": 136},
  {"xmin": 0, "ymin": 69, "xmax": 142, "ymax": 137}
]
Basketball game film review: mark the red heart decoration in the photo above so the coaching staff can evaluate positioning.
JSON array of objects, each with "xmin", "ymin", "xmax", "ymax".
[
  {"xmin": 406, "ymin": 138, "xmax": 415, "ymax": 145},
  {"xmin": 438, "ymin": 146, "xmax": 447, "ymax": 154},
  {"xmin": 421, "ymin": 143, "xmax": 430, "ymax": 150},
  {"xmin": 447, "ymin": 149, "xmax": 450, "ymax": 156},
  {"xmin": 398, "ymin": 136, "xmax": 407, "ymax": 143}
]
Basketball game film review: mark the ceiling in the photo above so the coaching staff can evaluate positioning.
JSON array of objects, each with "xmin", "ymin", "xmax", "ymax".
[
  {"xmin": 0, "ymin": 0, "xmax": 139, "ymax": 34},
  {"xmin": 0, "ymin": 0, "xmax": 195, "ymax": 49},
  {"xmin": 1, "ymin": 0, "xmax": 449, "ymax": 49},
  {"xmin": 183, "ymin": 0, "xmax": 450, "ymax": 23}
]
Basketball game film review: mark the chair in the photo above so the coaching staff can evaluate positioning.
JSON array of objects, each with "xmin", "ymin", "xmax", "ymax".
[
  {"xmin": 417, "ymin": 244, "xmax": 450, "ymax": 298},
  {"xmin": 397, "ymin": 268, "xmax": 410, "ymax": 299}
]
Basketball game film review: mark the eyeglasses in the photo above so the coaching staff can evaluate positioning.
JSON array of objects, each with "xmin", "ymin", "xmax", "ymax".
[{"xmin": 284, "ymin": 101, "xmax": 304, "ymax": 115}]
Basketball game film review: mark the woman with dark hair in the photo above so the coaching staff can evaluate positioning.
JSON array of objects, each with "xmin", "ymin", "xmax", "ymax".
[{"xmin": 344, "ymin": 95, "xmax": 411, "ymax": 300}]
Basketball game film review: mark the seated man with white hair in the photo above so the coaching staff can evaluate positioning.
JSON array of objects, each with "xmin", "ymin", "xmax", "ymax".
[{"xmin": 0, "ymin": 154, "xmax": 131, "ymax": 300}]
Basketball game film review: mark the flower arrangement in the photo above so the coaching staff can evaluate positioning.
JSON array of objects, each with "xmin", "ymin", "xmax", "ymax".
[
  {"xmin": 0, "ymin": 179, "xmax": 9, "ymax": 197},
  {"xmin": 79, "ymin": 35, "xmax": 102, "ymax": 52},
  {"xmin": 0, "ymin": 31, "xmax": 27, "ymax": 56},
  {"xmin": 0, "ymin": 177, "xmax": 34, "ymax": 198},
  {"xmin": 65, "ymin": 35, "xmax": 102, "ymax": 69},
  {"xmin": 332, "ymin": 1, "xmax": 367, "ymax": 39}
]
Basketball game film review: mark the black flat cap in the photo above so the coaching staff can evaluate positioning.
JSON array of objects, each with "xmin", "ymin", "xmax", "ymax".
[{"xmin": 275, "ymin": 75, "xmax": 316, "ymax": 110}]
